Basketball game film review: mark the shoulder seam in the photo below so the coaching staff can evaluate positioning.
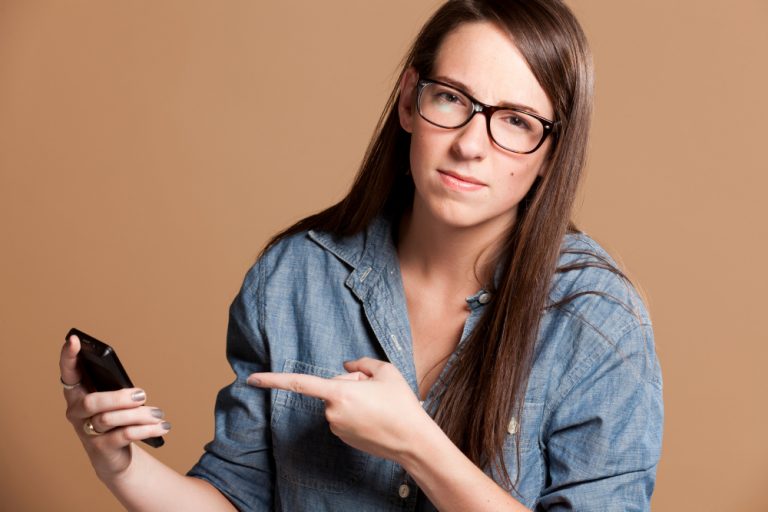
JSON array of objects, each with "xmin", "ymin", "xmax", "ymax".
[{"xmin": 257, "ymin": 255, "xmax": 267, "ymax": 342}]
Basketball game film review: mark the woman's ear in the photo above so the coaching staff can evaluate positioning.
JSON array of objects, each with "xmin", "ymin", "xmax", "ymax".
[{"xmin": 397, "ymin": 67, "xmax": 419, "ymax": 134}]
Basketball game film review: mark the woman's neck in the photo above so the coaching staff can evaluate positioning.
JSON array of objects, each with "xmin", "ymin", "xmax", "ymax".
[{"xmin": 395, "ymin": 200, "xmax": 514, "ymax": 295}]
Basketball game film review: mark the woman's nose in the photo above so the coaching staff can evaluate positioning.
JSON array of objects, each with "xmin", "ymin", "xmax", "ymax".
[{"xmin": 451, "ymin": 112, "xmax": 490, "ymax": 161}]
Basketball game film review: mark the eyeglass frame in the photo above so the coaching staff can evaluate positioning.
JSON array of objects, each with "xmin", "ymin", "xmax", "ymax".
[{"xmin": 415, "ymin": 77, "xmax": 557, "ymax": 155}]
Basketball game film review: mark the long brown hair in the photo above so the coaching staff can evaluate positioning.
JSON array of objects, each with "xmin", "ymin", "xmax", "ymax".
[{"xmin": 264, "ymin": 0, "xmax": 594, "ymax": 490}]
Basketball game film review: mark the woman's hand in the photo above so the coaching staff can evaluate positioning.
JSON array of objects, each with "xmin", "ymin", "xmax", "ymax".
[
  {"xmin": 59, "ymin": 334, "xmax": 171, "ymax": 481},
  {"xmin": 247, "ymin": 357, "xmax": 431, "ymax": 462}
]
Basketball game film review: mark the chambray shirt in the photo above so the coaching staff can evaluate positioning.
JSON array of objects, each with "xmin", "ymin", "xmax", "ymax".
[{"xmin": 188, "ymin": 215, "xmax": 663, "ymax": 511}]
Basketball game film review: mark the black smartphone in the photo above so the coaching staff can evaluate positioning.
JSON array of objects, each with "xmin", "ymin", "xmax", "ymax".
[{"xmin": 65, "ymin": 327, "xmax": 164, "ymax": 448}]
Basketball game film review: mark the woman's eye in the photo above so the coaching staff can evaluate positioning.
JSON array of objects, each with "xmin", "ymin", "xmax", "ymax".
[
  {"xmin": 435, "ymin": 91, "xmax": 463, "ymax": 105},
  {"xmin": 502, "ymin": 114, "xmax": 532, "ymax": 131}
]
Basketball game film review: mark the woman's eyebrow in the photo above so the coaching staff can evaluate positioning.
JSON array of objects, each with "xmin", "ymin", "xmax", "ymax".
[{"xmin": 433, "ymin": 74, "xmax": 543, "ymax": 116}]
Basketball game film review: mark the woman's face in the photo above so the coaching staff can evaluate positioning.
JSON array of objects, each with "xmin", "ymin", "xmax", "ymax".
[{"xmin": 398, "ymin": 21, "xmax": 554, "ymax": 234}]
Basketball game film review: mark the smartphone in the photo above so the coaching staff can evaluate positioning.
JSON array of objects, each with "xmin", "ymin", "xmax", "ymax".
[{"xmin": 65, "ymin": 327, "xmax": 164, "ymax": 448}]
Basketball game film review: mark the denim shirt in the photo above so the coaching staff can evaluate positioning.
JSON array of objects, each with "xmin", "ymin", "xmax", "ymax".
[{"xmin": 187, "ymin": 215, "xmax": 663, "ymax": 511}]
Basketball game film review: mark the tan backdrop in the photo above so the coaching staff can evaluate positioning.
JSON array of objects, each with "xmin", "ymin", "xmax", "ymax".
[{"xmin": 1, "ymin": 1, "xmax": 766, "ymax": 510}]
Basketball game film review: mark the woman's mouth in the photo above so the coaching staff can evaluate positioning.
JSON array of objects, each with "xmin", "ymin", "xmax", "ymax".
[{"xmin": 437, "ymin": 170, "xmax": 486, "ymax": 191}]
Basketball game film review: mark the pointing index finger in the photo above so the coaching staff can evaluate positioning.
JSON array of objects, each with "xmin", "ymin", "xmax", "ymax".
[{"xmin": 248, "ymin": 372, "xmax": 338, "ymax": 401}]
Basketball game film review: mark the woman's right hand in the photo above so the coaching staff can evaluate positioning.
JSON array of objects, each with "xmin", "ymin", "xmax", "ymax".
[{"xmin": 59, "ymin": 334, "xmax": 172, "ymax": 481}]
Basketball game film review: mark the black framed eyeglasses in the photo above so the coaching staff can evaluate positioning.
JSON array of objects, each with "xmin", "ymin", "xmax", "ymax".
[{"xmin": 416, "ymin": 78, "xmax": 556, "ymax": 154}]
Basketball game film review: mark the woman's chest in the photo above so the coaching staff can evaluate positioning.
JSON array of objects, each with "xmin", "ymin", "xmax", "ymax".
[
  {"xmin": 406, "ymin": 301, "xmax": 468, "ymax": 400},
  {"xmin": 261, "ymin": 273, "xmax": 549, "ymax": 509}
]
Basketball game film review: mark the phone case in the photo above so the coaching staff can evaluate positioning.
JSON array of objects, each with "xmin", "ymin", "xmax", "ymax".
[{"xmin": 66, "ymin": 327, "xmax": 164, "ymax": 448}]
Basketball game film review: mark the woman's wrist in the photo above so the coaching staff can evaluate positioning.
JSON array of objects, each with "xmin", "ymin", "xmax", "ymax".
[
  {"xmin": 396, "ymin": 409, "xmax": 451, "ymax": 476},
  {"xmin": 96, "ymin": 443, "xmax": 138, "ymax": 488}
]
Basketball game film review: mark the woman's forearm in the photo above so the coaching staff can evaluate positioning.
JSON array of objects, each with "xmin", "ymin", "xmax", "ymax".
[
  {"xmin": 102, "ymin": 444, "xmax": 236, "ymax": 512},
  {"xmin": 399, "ymin": 418, "xmax": 529, "ymax": 512}
]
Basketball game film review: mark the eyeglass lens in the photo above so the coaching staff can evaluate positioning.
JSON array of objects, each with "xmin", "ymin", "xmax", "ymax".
[{"xmin": 418, "ymin": 82, "xmax": 545, "ymax": 153}]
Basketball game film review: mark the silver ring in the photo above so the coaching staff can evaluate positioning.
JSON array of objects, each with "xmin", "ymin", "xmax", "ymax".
[
  {"xmin": 83, "ymin": 419, "xmax": 103, "ymax": 436},
  {"xmin": 60, "ymin": 376, "xmax": 81, "ymax": 390}
]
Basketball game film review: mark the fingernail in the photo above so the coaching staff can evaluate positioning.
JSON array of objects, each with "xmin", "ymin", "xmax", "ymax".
[
  {"xmin": 131, "ymin": 390, "xmax": 146, "ymax": 402},
  {"xmin": 151, "ymin": 408, "xmax": 165, "ymax": 419},
  {"xmin": 247, "ymin": 377, "xmax": 261, "ymax": 386},
  {"xmin": 161, "ymin": 421, "xmax": 172, "ymax": 431}
]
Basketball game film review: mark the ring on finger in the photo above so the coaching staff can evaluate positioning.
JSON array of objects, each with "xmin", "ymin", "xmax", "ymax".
[
  {"xmin": 83, "ymin": 419, "xmax": 103, "ymax": 436},
  {"xmin": 60, "ymin": 376, "xmax": 81, "ymax": 390}
]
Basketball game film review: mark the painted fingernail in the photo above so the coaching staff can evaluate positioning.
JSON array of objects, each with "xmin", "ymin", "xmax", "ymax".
[
  {"xmin": 247, "ymin": 377, "xmax": 261, "ymax": 386},
  {"xmin": 161, "ymin": 421, "xmax": 172, "ymax": 431},
  {"xmin": 131, "ymin": 390, "xmax": 146, "ymax": 402},
  {"xmin": 151, "ymin": 408, "xmax": 165, "ymax": 419}
]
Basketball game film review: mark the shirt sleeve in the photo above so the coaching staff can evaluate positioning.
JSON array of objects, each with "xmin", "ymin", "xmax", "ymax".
[
  {"xmin": 187, "ymin": 261, "xmax": 274, "ymax": 511},
  {"xmin": 535, "ymin": 323, "xmax": 664, "ymax": 511}
]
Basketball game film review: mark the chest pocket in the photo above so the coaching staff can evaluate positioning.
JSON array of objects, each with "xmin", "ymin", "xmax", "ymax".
[{"xmin": 270, "ymin": 359, "xmax": 370, "ymax": 493}]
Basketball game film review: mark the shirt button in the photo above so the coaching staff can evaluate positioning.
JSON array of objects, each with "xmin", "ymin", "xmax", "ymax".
[
  {"xmin": 398, "ymin": 483, "xmax": 411, "ymax": 499},
  {"xmin": 478, "ymin": 292, "xmax": 492, "ymax": 304}
]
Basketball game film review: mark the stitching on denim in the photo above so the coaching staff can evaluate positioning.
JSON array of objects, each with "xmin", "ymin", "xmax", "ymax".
[{"xmin": 540, "ymin": 320, "xmax": 656, "ymax": 436}]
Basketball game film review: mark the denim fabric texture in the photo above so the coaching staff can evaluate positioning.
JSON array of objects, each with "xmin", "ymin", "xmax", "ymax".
[{"xmin": 187, "ymin": 215, "xmax": 663, "ymax": 511}]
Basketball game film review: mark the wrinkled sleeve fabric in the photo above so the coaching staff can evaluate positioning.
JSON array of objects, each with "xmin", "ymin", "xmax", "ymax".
[
  {"xmin": 187, "ymin": 261, "xmax": 274, "ymax": 511},
  {"xmin": 535, "ymin": 323, "xmax": 663, "ymax": 511}
]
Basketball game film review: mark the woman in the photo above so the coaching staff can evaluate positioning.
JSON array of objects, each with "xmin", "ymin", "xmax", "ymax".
[{"xmin": 59, "ymin": 0, "xmax": 663, "ymax": 510}]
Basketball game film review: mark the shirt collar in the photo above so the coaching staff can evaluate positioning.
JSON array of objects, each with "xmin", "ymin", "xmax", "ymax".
[
  {"xmin": 306, "ymin": 214, "xmax": 393, "ymax": 269},
  {"xmin": 306, "ymin": 214, "xmax": 498, "ymax": 306},
  {"xmin": 307, "ymin": 215, "xmax": 400, "ymax": 302}
]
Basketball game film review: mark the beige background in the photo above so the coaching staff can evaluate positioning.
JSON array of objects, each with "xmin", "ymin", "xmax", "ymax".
[{"xmin": 1, "ymin": 0, "xmax": 766, "ymax": 510}]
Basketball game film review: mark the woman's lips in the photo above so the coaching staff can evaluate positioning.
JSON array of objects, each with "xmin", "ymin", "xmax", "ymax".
[{"xmin": 438, "ymin": 170, "xmax": 486, "ymax": 191}]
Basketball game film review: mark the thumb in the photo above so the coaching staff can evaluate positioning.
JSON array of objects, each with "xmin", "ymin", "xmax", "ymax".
[
  {"xmin": 59, "ymin": 334, "xmax": 83, "ymax": 386},
  {"xmin": 343, "ymin": 357, "xmax": 387, "ymax": 377},
  {"xmin": 333, "ymin": 371, "xmax": 371, "ymax": 382}
]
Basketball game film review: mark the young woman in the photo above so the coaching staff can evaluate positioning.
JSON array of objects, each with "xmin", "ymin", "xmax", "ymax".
[{"xmin": 59, "ymin": 1, "xmax": 663, "ymax": 510}]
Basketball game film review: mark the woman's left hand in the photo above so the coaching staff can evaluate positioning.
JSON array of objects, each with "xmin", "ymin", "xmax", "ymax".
[{"xmin": 247, "ymin": 358, "xmax": 431, "ymax": 462}]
